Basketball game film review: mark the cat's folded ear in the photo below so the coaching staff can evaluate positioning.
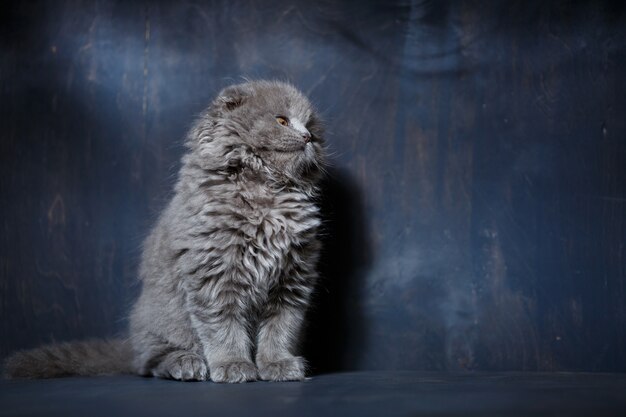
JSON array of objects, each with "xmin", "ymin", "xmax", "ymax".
[{"xmin": 215, "ymin": 84, "xmax": 253, "ymax": 111}]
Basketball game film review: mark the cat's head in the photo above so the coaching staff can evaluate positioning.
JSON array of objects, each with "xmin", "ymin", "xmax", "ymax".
[{"xmin": 191, "ymin": 80, "xmax": 326, "ymax": 186}]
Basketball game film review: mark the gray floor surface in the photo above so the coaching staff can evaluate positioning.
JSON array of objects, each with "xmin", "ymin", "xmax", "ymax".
[{"xmin": 1, "ymin": 371, "xmax": 626, "ymax": 417}]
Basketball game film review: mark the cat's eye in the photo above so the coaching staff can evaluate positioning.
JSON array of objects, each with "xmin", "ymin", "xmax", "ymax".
[{"xmin": 276, "ymin": 116, "xmax": 289, "ymax": 126}]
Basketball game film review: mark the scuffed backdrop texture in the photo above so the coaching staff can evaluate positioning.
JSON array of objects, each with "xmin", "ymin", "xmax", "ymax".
[{"xmin": 1, "ymin": 0, "xmax": 626, "ymax": 373}]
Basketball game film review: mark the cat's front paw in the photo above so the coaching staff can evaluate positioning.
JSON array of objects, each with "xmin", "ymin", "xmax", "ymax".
[
  {"xmin": 258, "ymin": 356, "xmax": 306, "ymax": 382},
  {"xmin": 210, "ymin": 360, "xmax": 258, "ymax": 383}
]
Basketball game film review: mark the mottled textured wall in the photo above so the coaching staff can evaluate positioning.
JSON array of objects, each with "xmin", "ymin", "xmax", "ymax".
[{"xmin": 1, "ymin": 0, "xmax": 625, "ymax": 373}]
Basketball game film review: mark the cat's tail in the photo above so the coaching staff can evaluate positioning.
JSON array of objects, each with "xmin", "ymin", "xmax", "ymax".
[{"xmin": 3, "ymin": 339, "xmax": 134, "ymax": 379}]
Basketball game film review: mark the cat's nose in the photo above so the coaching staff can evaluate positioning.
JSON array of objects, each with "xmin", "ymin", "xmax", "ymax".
[{"xmin": 302, "ymin": 132, "xmax": 311, "ymax": 143}]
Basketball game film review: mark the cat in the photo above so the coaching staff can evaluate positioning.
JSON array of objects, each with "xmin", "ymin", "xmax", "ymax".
[{"xmin": 4, "ymin": 80, "xmax": 327, "ymax": 383}]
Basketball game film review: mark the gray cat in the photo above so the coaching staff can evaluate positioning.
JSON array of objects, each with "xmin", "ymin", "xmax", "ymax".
[{"xmin": 4, "ymin": 80, "xmax": 326, "ymax": 383}]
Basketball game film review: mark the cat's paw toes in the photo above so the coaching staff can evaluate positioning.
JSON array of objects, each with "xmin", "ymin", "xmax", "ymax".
[
  {"xmin": 156, "ymin": 352, "xmax": 208, "ymax": 381},
  {"xmin": 258, "ymin": 356, "xmax": 306, "ymax": 382},
  {"xmin": 210, "ymin": 360, "xmax": 257, "ymax": 383}
]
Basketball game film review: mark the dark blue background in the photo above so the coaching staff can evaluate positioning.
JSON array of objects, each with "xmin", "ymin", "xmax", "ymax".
[{"xmin": 1, "ymin": 0, "xmax": 625, "ymax": 373}]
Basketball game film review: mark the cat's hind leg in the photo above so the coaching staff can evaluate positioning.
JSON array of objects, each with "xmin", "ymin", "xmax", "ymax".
[
  {"xmin": 150, "ymin": 350, "xmax": 208, "ymax": 381},
  {"xmin": 133, "ymin": 333, "xmax": 208, "ymax": 382}
]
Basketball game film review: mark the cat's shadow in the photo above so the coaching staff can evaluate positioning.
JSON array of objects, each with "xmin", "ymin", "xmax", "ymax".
[{"xmin": 302, "ymin": 167, "xmax": 371, "ymax": 374}]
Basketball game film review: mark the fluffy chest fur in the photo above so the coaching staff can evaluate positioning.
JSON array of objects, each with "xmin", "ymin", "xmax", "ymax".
[
  {"xmin": 236, "ymin": 189, "xmax": 319, "ymax": 289},
  {"xmin": 171, "ymin": 178, "xmax": 320, "ymax": 306}
]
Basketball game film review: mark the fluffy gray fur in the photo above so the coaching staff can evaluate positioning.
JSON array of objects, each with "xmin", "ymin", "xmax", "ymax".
[{"xmin": 4, "ymin": 80, "xmax": 326, "ymax": 383}]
